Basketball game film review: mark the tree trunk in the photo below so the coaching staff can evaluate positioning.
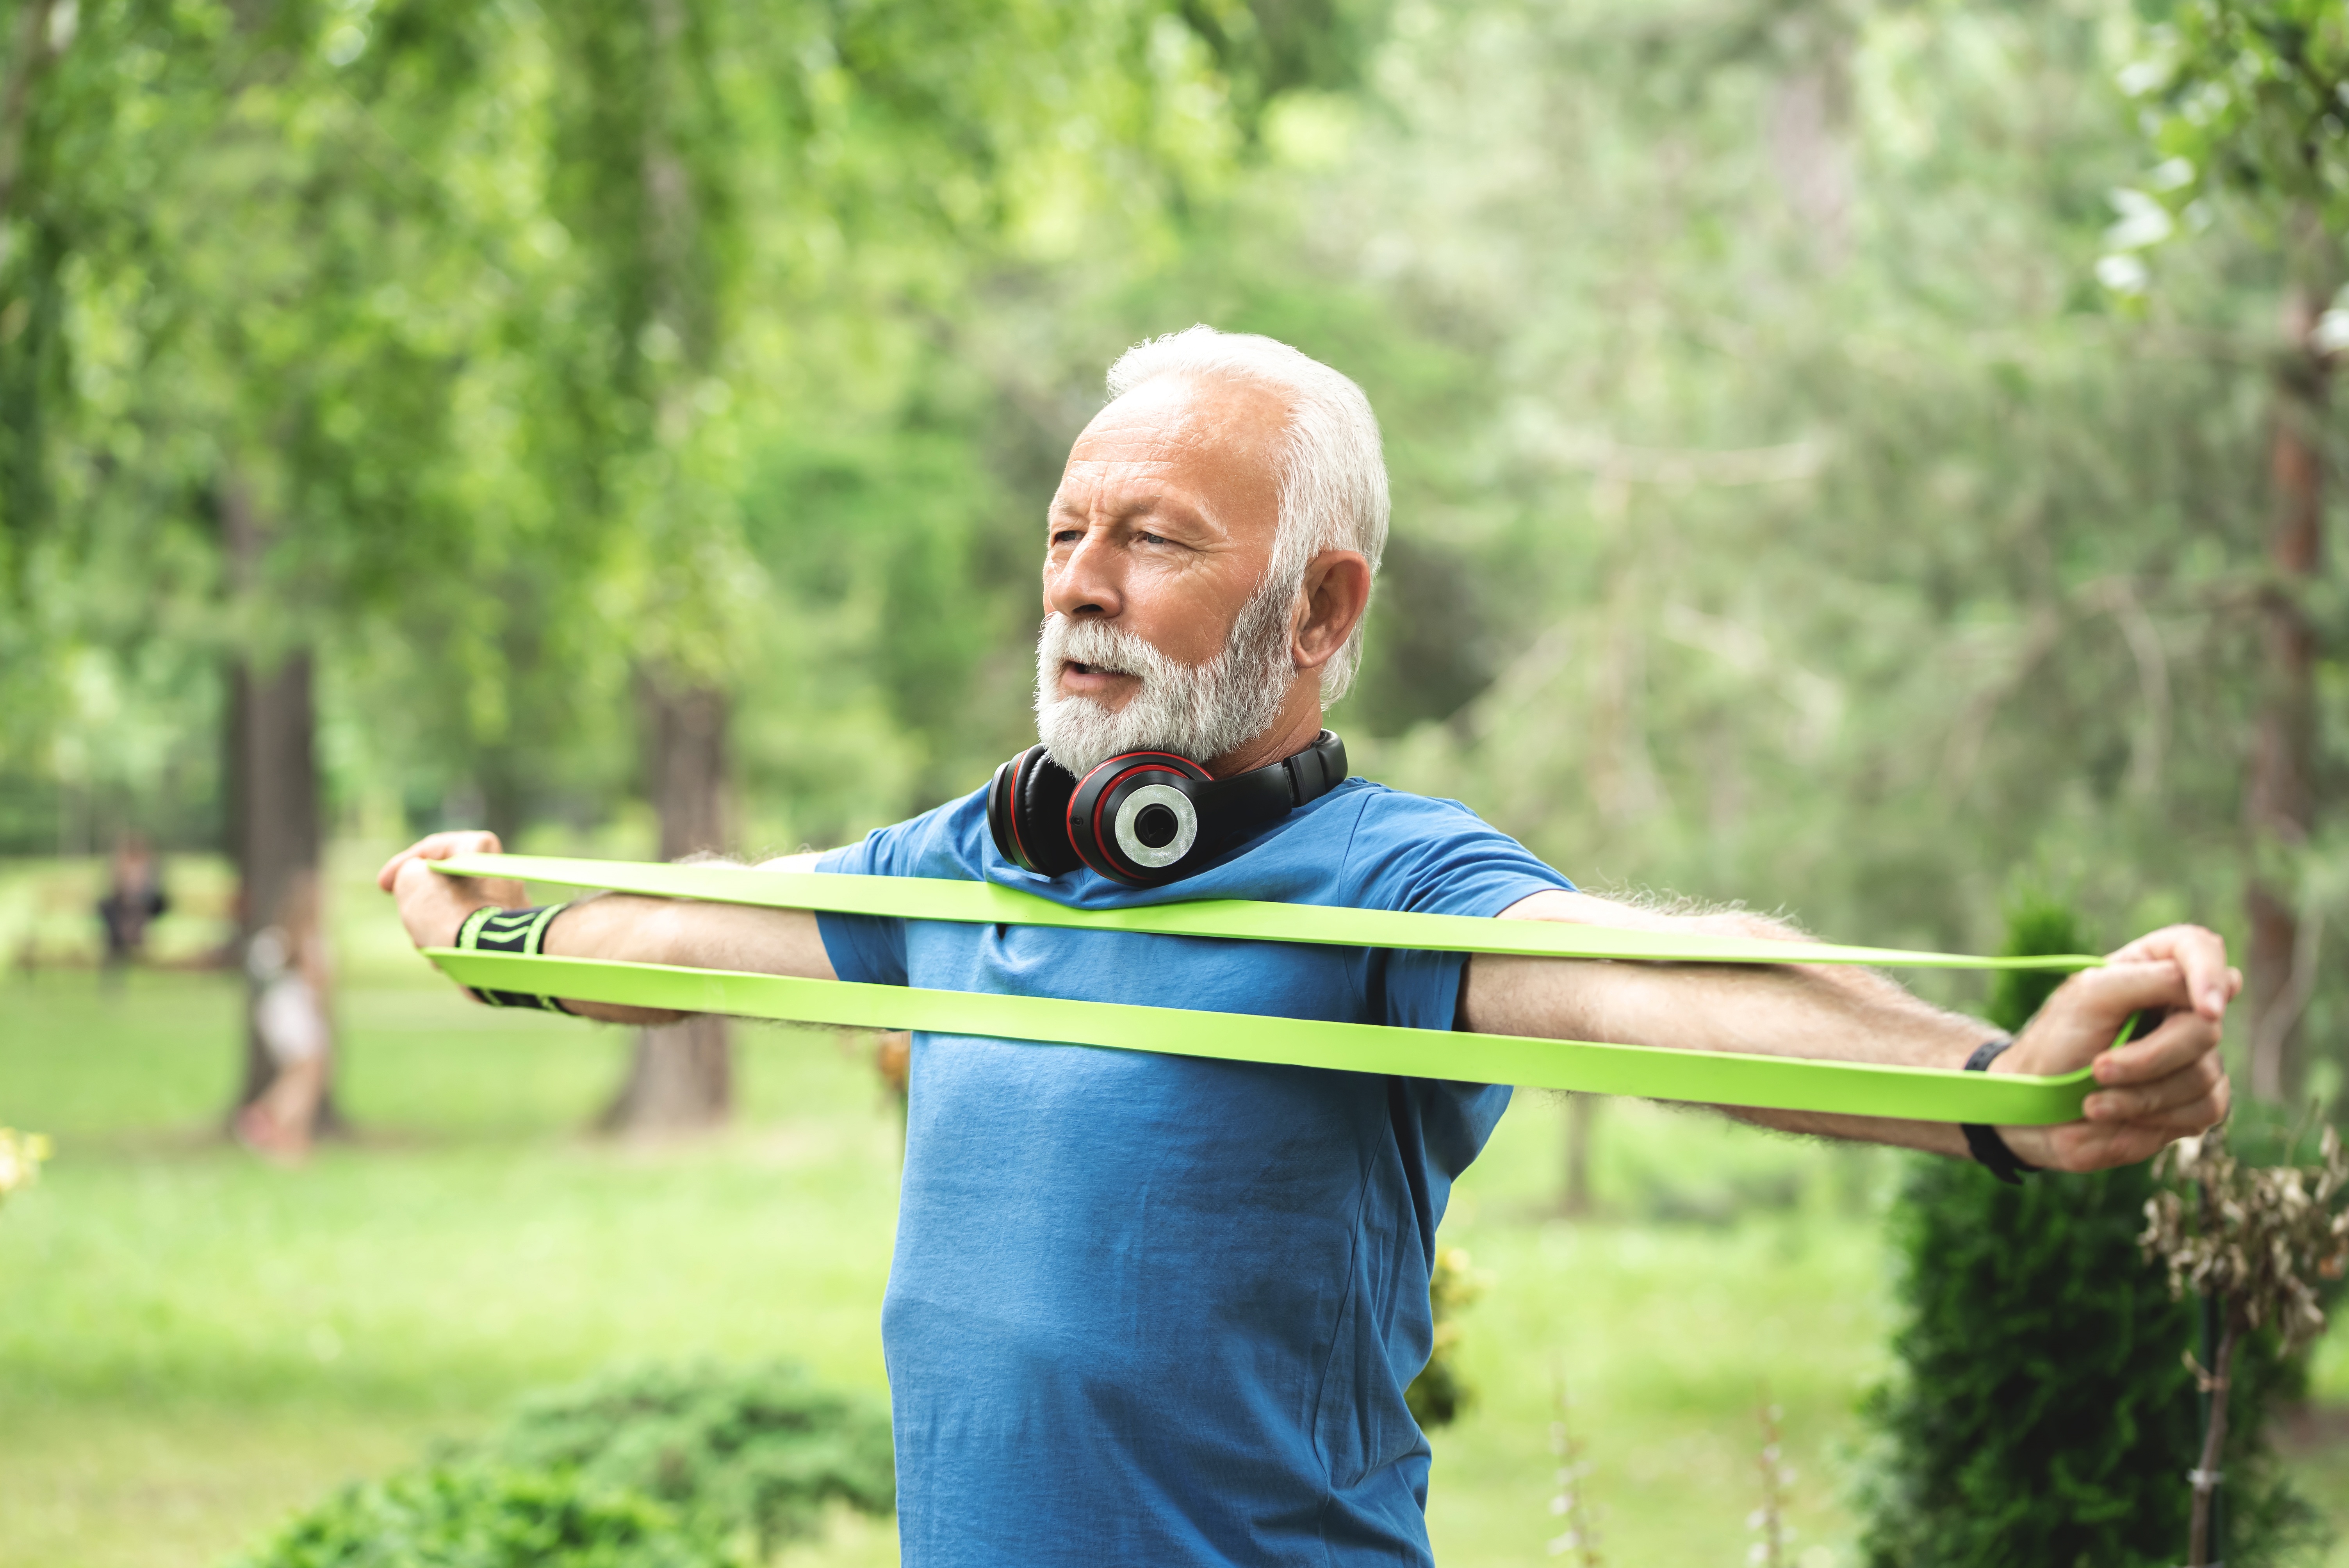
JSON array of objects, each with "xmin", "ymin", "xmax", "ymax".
[
  {"xmin": 1562, "ymin": 1094, "xmax": 1596, "ymax": 1217},
  {"xmin": 222, "ymin": 481, "xmax": 335, "ymax": 1126},
  {"xmin": 2245, "ymin": 271, "xmax": 2328, "ymax": 1103},
  {"xmin": 1766, "ymin": 19, "xmax": 1852, "ymax": 271},
  {"xmin": 594, "ymin": 0, "xmax": 734, "ymax": 1137},
  {"xmin": 0, "ymin": 0, "xmax": 59, "ymax": 231},
  {"xmin": 599, "ymin": 675, "xmax": 733, "ymax": 1133}
]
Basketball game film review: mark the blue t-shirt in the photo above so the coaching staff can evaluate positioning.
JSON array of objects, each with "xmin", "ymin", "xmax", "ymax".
[{"xmin": 816, "ymin": 777, "xmax": 1570, "ymax": 1568}]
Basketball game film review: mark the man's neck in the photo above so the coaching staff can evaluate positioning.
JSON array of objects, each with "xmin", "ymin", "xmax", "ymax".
[{"xmin": 1205, "ymin": 693, "xmax": 1327, "ymax": 779}]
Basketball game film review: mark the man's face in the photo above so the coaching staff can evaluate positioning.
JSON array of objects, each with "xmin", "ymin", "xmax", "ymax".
[{"xmin": 1041, "ymin": 374, "xmax": 1290, "ymax": 713}]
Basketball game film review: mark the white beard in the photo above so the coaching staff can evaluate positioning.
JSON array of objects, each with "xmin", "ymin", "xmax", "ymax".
[{"xmin": 1033, "ymin": 579, "xmax": 1298, "ymax": 777}]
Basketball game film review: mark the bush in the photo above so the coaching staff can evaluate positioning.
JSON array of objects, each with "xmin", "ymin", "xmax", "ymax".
[
  {"xmin": 1857, "ymin": 1143, "xmax": 2201, "ymax": 1566},
  {"xmin": 1406, "ymin": 1247, "xmax": 1489, "ymax": 1428},
  {"xmin": 233, "ymin": 1361, "xmax": 895, "ymax": 1568},
  {"xmin": 234, "ymin": 1467, "xmax": 720, "ymax": 1568},
  {"xmin": 1856, "ymin": 897, "xmax": 2329, "ymax": 1568},
  {"xmin": 465, "ymin": 1360, "xmax": 895, "ymax": 1555},
  {"xmin": 1859, "ymin": 899, "xmax": 2196, "ymax": 1568}
]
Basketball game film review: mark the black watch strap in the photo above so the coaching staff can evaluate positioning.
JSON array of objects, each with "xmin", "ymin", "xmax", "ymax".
[
  {"xmin": 1961, "ymin": 1036, "xmax": 2041, "ymax": 1185},
  {"xmin": 454, "ymin": 903, "xmax": 571, "ymax": 1012}
]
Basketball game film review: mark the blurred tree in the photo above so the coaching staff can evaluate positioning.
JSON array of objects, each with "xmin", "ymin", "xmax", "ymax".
[
  {"xmin": 1211, "ymin": 0, "xmax": 2345, "ymax": 1117},
  {"xmin": 529, "ymin": 0, "xmax": 1314, "ymax": 1128},
  {"xmin": 11, "ymin": 0, "xmax": 2344, "ymax": 1160},
  {"xmin": 541, "ymin": 0, "xmax": 749, "ymax": 1132},
  {"xmin": 0, "ymin": 0, "xmax": 512, "ymax": 1122},
  {"xmin": 2113, "ymin": 0, "xmax": 2349, "ymax": 1102}
]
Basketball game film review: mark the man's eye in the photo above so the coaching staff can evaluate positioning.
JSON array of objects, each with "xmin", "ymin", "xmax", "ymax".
[
  {"xmin": 1050, "ymin": 529, "xmax": 1083, "ymax": 545},
  {"xmin": 1136, "ymin": 531, "xmax": 1169, "ymax": 546}
]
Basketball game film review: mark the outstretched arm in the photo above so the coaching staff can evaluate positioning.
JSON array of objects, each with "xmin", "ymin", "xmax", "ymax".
[
  {"xmin": 377, "ymin": 832, "xmax": 836, "ymax": 1025},
  {"xmin": 1460, "ymin": 889, "xmax": 2236, "ymax": 1174}
]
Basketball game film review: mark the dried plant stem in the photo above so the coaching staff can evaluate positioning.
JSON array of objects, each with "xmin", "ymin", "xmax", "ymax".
[
  {"xmin": 1748, "ymin": 1392, "xmax": 1795, "ymax": 1568},
  {"xmin": 1547, "ymin": 1365, "xmax": 1601, "ymax": 1565},
  {"xmin": 2187, "ymin": 1315, "xmax": 2239, "ymax": 1568},
  {"xmin": 2142, "ymin": 1121, "xmax": 2349, "ymax": 1568}
]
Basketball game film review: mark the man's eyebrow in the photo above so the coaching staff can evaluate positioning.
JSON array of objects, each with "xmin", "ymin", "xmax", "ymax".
[{"xmin": 1046, "ymin": 494, "xmax": 1196, "ymax": 529}]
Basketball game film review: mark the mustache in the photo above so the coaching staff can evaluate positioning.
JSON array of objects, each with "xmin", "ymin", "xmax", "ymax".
[{"xmin": 1040, "ymin": 616, "xmax": 1199, "ymax": 685}]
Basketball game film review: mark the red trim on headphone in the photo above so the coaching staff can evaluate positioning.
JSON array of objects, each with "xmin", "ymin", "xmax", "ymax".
[
  {"xmin": 1005, "ymin": 752, "xmax": 1036, "ymax": 871},
  {"xmin": 1067, "ymin": 752, "xmax": 1206, "ymax": 880}
]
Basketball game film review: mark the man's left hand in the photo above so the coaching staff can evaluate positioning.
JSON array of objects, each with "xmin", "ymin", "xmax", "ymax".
[{"xmin": 1993, "ymin": 924, "xmax": 2238, "ymax": 1173}]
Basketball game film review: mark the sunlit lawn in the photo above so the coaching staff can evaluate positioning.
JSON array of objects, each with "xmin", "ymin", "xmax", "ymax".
[{"xmin": 2, "ymin": 854, "xmax": 2342, "ymax": 1567}]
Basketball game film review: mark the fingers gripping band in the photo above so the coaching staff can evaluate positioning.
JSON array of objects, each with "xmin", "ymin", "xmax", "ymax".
[
  {"xmin": 422, "ymin": 854, "xmax": 2117, "ymax": 1125},
  {"xmin": 454, "ymin": 904, "xmax": 571, "ymax": 1012}
]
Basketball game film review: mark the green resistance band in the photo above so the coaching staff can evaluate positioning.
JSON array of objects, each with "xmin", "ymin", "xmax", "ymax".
[
  {"xmin": 424, "ymin": 853, "xmax": 2108, "ymax": 1125},
  {"xmin": 434, "ymin": 853, "xmax": 2100, "ymax": 971}
]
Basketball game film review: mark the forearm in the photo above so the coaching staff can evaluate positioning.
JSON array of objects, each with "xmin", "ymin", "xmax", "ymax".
[
  {"xmin": 387, "ymin": 845, "xmax": 839, "ymax": 1026},
  {"xmin": 541, "ymin": 894, "xmax": 834, "ymax": 1023},
  {"xmin": 1466, "ymin": 891, "xmax": 1983, "ymax": 1155},
  {"xmin": 539, "ymin": 853, "xmax": 837, "ymax": 1023}
]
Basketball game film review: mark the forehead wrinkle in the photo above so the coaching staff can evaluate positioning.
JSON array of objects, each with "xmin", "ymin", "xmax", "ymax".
[{"xmin": 1057, "ymin": 376, "xmax": 1287, "ymax": 544}]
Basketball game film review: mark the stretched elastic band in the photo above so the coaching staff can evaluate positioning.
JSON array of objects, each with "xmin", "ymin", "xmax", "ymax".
[
  {"xmin": 423, "ymin": 949, "xmax": 2099, "ymax": 1124},
  {"xmin": 418, "ymin": 853, "xmax": 2115, "ymax": 1124},
  {"xmin": 431, "ymin": 854, "xmax": 2102, "ymax": 972}
]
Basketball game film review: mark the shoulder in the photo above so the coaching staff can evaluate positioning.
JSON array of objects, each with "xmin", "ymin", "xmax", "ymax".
[
  {"xmin": 1333, "ymin": 780, "xmax": 1575, "ymax": 914},
  {"xmin": 1334, "ymin": 779, "xmax": 1527, "ymax": 849},
  {"xmin": 817, "ymin": 788, "xmax": 992, "ymax": 880}
]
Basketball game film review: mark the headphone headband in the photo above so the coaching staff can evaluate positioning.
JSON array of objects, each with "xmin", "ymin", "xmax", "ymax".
[{"xmin": 987, "ymin": 731, "xmax": 1349, "ymax": 889}]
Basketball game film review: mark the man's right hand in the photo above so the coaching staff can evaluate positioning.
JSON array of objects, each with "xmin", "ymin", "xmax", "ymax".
[
  {"xmin": 375, "ymin": 833, "xmax": 838, "ymax": 1022},
  {"xmin": 376, "ymin": 831, "xmax": 527, "ymax": 953}
]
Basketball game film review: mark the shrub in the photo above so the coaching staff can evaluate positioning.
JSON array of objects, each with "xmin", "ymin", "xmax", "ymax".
[
  {"xmin": 233, "ymin": 1361, "xmax": 895, "ymax": 1568},
  {"xmin": 1859, "ymin": 898, "xmax": 2196, "ymax": 1568},
  {"xmin": 1407, "ymin": 1246, "xmax": 1489, "ymax": 1428},
  {"xmin": 1856, "ymin": 896, "xmax": 2332, "ymax": 1568},
  {"xmin": 0, "ymin": 1127, "xmax": 49, "ymax": 1208},
  {"xmin": 463, "ymin": 1360, "xmax": 895, "ymax": 1556},
  {"xmin": 233, "ymin": 1466, "xmax": 720, "ymax": 1568}
]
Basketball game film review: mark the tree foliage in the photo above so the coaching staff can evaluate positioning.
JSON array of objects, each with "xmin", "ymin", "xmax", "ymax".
[{"xmin": 4, "ymin": 0, "xmax": 2344, "ymax": 1095}]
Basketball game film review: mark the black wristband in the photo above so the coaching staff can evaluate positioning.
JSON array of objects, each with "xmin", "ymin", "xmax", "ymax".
[
  {"xmin": 1960, "ymin": 1036, "xmax": 2041, "ymax": 1185},
  {"xmin": 454, "ymin": 903, "xmax": 571, "ymax": 1013}
]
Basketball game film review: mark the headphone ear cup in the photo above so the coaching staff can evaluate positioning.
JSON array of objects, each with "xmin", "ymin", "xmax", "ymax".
[
  {"xmin": 989, "ymin": 746, "xmax": 1081, "ymax": 877},
  {"xmin": 1068, "ymin": 751, "xmax": 1213, "ymax": 887},
  {"xmin": 1018, "ymin": 752, "xmax": 1082, "ymax": 877},
  {"xmin": 985, "ymin": 752, "xmax": 1032, "ymax": 870}
]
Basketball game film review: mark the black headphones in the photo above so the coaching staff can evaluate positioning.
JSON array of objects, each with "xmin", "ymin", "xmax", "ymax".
[{"xmin": 986, "ymin": 731, "xmax": 1349, "ymax": 888}]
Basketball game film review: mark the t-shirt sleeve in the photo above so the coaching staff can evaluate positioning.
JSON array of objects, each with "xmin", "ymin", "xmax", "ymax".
[
  {"xmin": 814, "ymin": 829, "xmax": 914, "ymax": 987},
  {"xmin": 1338, "ymin": 791, "xmax": 1573, "ymax": 1034}
]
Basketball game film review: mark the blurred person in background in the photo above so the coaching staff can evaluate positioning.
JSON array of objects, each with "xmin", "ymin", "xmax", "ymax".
[
  {"xmin": 95, "ymin": 833, "xmax": 168, "ymax": 987},
  {"xmin": 235, "ymin": 873, "xmax": 333, "ymax": 1164},
  {"xmin": 380, "ymin": 328, "xmax": 2238, "ymax": 1568}
]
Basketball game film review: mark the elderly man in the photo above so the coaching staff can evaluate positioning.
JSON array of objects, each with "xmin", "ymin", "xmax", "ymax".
[{"xmin": 381, "ymin": 327, "xmax": 2235, "ymax": 1568}]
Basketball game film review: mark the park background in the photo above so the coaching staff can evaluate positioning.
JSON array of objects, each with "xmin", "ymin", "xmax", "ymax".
[{"xmin": 2, "ymin": 0, "xmax": 2346, "ymax": 1563}]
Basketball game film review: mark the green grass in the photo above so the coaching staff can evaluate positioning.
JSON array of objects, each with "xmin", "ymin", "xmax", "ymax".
[{"xmin": 2, "ymin": 850, "xmax": 2343, "ymax": 1567}]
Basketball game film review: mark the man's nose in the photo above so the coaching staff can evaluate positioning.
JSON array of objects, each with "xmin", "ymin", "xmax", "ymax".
[{"xmin": 1045, "ymin": 529, "xmax": 1123, "ymax": 620}]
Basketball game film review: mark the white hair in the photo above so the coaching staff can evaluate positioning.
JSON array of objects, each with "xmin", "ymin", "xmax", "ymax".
[{"xmin": 1103, "ymin": 326, "xmax": 1389, "ymax": 702}]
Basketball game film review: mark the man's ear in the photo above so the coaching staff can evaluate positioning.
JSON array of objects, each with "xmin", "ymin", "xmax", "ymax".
[{"xmin": 1291, "ymin": 551, "xmax": 1373, "ymax": 672}]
